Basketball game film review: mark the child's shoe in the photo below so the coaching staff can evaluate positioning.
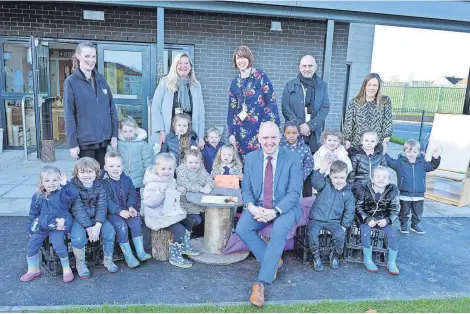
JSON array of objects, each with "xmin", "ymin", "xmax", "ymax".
[
  {"xmin": 120, "ymin": 242, "xmax": 140, "ymax": 268},
  {"xmin": 362, "ymin": 246, "xmax": 378, "ymax": 272},
  {"xmin": 103, "ymin": 241, "xmax": 119, "ymax": 273},
  {"xmin": 312, "ymin": 251, "xmax": 324, "ymax": 272},
  {"xmin": 169, "ymin": 241, "xmax": 192, "ymax": 268},
  {"xmin": 400, "ymin": 222, "xmax": 410, "ymax": 234},
  {"xmin": 387, "ymin": 248, "xmax": 400, "ymax": 275},
  {"xmin": 329, "ymin": 249, "xmax": 341, "ymax": 270},
  {"xmin": 181, "ymin": 230, "xmax": 200, "ymax": 256},
  {"xmin": 60, "ymin": 256, "xmax": 74, "ymax": 283},
  {"xmin": 132, "ymin": 236, "xmax": 152, "ymax": 261},
  {"xmin": 20, "ymin": 254, "xmax": 41, "ymax": 282},
  {"xmin": 72, "ymin": 247, "xmax": 90, "ymax": 278},
  {"xmin": 410, "ymin": 224, "xmax": 425, "ymax": 235}
]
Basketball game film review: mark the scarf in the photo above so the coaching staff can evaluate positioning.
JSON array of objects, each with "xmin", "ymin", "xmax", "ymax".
[
  {"xmin": 177, "ymin": 77, "xmax": 191, "ymax": 111},
  {"xmin": 298, "ymin": 73, "xmax": 316, "ymax": 113}
]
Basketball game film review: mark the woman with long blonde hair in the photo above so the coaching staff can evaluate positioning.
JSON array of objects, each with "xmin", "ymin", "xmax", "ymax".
[
  {"xmin": 343, "ymin": 73, "xmax": 393, "ymax": 149},
  {"xmin": 151, "ymin": 53, "xmax": 205, "ymax": 150}
]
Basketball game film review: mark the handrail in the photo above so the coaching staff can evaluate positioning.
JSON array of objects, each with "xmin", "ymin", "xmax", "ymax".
[{"xmin": 21, "ymin": 95, "xmax": 34, "ymax": 161}]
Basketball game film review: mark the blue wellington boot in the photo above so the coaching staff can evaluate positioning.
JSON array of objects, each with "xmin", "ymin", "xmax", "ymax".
[
  {"xmin": 103, "ymin": 241, "xmax": 119, "ymax": 273},
  {"xmin": 119, "ymin": 242, "xmax": 140, "ymax": 268},
  {"xmin": 132, "ymin": 236, "xmax": 152, "ymax": 261},
  {"xmin": 362, "ymin": 246, "xmax": 378, "ymax": 273},
  {"xmin": 387, "ymin": 249, "xmax": 400, "ymax": 275}
]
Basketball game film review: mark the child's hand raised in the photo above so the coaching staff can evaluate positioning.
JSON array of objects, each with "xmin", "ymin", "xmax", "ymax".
[
  {"xmin": 432, "ymin": 147, "xmax": 441, "ymax": 158},
  {"xmin": 59, "ymin": 172, "xmax": 67, "ymax": 186},
  {"xmin": 119, "ymin": 210, "xmax": 131, "ymax": 219},
  {"xmin": 319, "ymin": 155, "xmax": 331, "ymax": 174},
  {"xmin": 382, "ymin": 141, "xmax": 388, "ymax": 154}
]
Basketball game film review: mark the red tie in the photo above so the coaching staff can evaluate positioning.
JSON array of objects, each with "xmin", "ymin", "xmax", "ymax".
[{"xmin": 263, "ymin": 156, "xmax": 273, "ymax": 209}]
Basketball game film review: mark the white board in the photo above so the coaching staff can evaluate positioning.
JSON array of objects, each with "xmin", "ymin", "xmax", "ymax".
[{"xmin": 425, "ymin": 114, "xmax": 470, "ymax": 174}]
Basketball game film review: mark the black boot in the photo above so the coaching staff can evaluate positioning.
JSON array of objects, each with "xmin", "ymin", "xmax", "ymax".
[
  {"xmin": 329, "ymin": 248, "xmax": 341, "ymax": 270},
  {"xmin": 312, "ymin": 250, "xmax": 324, "ymax": 272}
]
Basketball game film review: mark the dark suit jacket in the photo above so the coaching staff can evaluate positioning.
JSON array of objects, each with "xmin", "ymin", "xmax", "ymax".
[{"xmin": 242, "ymin": 147, "xmax": 303, "ymax": 223}]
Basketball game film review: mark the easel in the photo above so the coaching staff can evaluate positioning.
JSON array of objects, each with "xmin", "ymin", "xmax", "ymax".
[{"xmin": 424, "ymin": 114, "xmax": 470, "ymax": 207}]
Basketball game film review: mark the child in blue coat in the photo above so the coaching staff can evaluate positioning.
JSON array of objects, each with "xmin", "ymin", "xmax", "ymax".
[
  {"xmin": 103, "ymin": 151, "xmax": 151, "ymax": 268},
  {"xmin": 21, "ymin": 166, "xmax": 79, "ymax": 283},
  {"xmin": 384, "ymin": 139, "xmax": 441, "ymax": 234},
  {"xmin": 160, "ymin": 113, "xmax": 198, "ymax": 165},
  {"xmin": 201, "ymin": 127, "xmax": 224, "ymax": 174}
]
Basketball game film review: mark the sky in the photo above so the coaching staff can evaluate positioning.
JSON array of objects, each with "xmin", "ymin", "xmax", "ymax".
[{"xmin": 371, "ymin": 25, "xmax": 470, "ymax": 82}]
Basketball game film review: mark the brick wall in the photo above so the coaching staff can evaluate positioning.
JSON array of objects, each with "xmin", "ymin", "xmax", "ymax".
[{"xmin": 0, "ymin": 2, "xmax": 349, "ymax": 132}]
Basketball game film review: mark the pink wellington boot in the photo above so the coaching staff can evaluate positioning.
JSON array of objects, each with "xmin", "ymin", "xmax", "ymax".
[
  {"xmin": 20, "ymin": 254, "xmax": 41, "ymax": 282},
  {"xmin": 60, "ymin": 256, "xmax": 75, "ymax": 283}
]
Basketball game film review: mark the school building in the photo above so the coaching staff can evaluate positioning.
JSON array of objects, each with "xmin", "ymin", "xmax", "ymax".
[{"xmin": 0, "ymin": 1, "xmax": 469, "ymax": 158}]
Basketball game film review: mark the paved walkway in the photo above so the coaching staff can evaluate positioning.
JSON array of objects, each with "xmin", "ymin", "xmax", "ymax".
[
  {"xmin": 1, "ymin": 216, "xmax": 469, "ymax": 307},
  {"xmin": 1, "ymin": 144, "xmax": 468, "ymax": 217}
]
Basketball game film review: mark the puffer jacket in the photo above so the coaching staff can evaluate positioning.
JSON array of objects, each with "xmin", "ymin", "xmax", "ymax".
[
  {"xmin": 313, "ymin": 144, "xmax": 352, "ymax": 175},
  {"xmin": 113, "ymin": 127, "xmax": 153, "ymax": 188},
  {"xmin": 142, "ymin": 166, "xmax": 186, "ymax": 231},
  {"xmin": 385, "ymin": 153, "xmax": 440, "ymax": 198},
  {"xmin": 348, "ymin": 145, "xmax": 387, "ymax": 184},
  {"xmin": 28, "ymin": 182, "xmax": 79, "ymax": 234},
  {"xmin": 176, "ymin": 163, "xmax": 214, "ymax": 214},
  {"xmin": 160, "ymin": 130, "xmax": 199, "ymax": 165},
  {"xmin": 70, "ymin": 177, "xmax": 108, "ymax": 228},
  {"xmin": 102, "ymin": 172, "xmax": 138, "ymax": 215},
  {"xmin": 354, "ymin": 182, "xmax": 400, "ymax": 225},
  {"xmin": 309, "ymin": 170, "xmax": 355, "ymax": 228}
]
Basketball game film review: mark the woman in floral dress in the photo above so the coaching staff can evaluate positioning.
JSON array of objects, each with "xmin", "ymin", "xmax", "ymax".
[{"xmin": 227, "ymin": 45, "xmax": 280, "ymax": 159}]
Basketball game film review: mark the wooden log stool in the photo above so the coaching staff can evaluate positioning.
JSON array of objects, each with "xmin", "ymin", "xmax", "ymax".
[{"xmin": 151, "ymin": 229, "xmax": 173, "ymax": 261}]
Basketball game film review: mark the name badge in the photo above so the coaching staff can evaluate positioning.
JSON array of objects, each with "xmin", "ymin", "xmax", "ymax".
[{"xmin": 238, "ymin": 105, "xmax": 248, "ymax": 121}]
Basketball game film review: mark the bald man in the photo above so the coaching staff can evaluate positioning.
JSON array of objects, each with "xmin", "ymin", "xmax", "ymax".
[
  {"xmin": 236, "ymin": 121, "xmax": 302, "ymax": 307},
  {"xmin": 281, "ymin": 55, "xmax": 330, "ymax": 154}
]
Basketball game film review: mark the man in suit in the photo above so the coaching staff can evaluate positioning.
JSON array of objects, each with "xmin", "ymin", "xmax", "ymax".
[{"xmin": 236, "ymin": 121, "xmax": 303, "ymax": 307}]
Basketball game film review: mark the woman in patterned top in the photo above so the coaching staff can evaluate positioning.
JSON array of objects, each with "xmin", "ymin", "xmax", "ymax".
[
  {"xmin": 227, "ymin": 45, "xmax": 280, "ymax": 159},
  {"xmin": 342, "ymin": 73, "xmax": 393, "ymax": 149}
]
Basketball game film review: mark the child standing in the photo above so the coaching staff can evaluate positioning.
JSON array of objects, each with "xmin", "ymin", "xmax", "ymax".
[
  {"xmin": 114, "ymin": 116, "xmax": 153, "ymax": 210},
  {"xmin": 21, "ymin": 166, "xmax": 79, "ymax": 283},
  {"xmin": 211, "ymin": 144, "xmax": 243, "ymax": 178},
  {"xmin": 70, "ymin": 157, "xmax": 118, "ymax": 278},
  {"xmin": 313, "ymin": 131, "xmax": 352, "ymax": 175},
  {"xmin": 308, "ymin": 159, "xmax": 355, "ymax": 271},
  {"xmin": 384, "ymin": 139, "xmax": 441, "ymax": 234},
  {"xmin": 142, "ymin": 153, "xmax": 200, "ymax": 268},
  {"xmin": 348, "ymin": 130, "xmax": 386, "ymax": 185},
  {"xmin": 103, "ymin": 151, "xmax": 151, "ymax": 269},
  {"xmin": 354, "ymin": 166, "xmax": 400, "ymax": 275},
  {"xmin": 161, "ymin": 113, "xmax": 199, "ymax": 165},
  {"xmin": 201, "ymin": 127, "xmax": 224, "ymax": 174},
  {"xmin": 280, "ymin": 121, "xmax": 313, "ymax": 182}
]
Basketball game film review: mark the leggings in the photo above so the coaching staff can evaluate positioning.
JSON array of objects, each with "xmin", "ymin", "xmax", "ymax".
[
  {"xmin": 79, "ymin": 146, "xmax": 107, "ymax": 169},
  {"xmin": 165, "ymin": 214, "xmax": 202, "ymax": 243},
  {"xmin": 360, "ymin": 223, "xmax": 397, "ymax": 250}
]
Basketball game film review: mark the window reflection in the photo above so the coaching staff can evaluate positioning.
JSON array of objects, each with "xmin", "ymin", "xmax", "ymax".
[
  {"xmin": 3, "ymin": 43, "xmax": 33, "ymax": 93},
  {"xmin": 104, "ymin": 50, "xmax": 142, "ymax": 99}
]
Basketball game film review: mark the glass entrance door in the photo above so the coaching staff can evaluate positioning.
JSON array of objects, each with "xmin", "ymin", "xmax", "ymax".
[{"xmin": 97, "ymin": 44, "xmax": 151, "ymax": 131}]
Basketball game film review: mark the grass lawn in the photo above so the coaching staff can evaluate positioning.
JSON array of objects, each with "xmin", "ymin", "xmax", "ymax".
[{"xmin": 47, "ymin": 297, "xmax": 470, "ymax": 313}]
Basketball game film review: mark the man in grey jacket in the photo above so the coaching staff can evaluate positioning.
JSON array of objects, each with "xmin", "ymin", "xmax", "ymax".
[{"xmin": 281, "ymin": 55, "xmax": 330, "ymax": 154}]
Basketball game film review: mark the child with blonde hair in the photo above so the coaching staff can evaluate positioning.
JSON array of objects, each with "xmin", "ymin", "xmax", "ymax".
[
  {"xmin": 201, "ymin": 127, "xmax": 224, "ymax": 174},
  {"xmin": 70, "ymin": 157, "xmax": 118, "ymax": 277},
  {"xmin": 21, "ymin": 166, "xmax": 79, "ymax": 283},
  {"xmin": 143, "ymin": 153, "xmax": 200, "ymax": 268},
  {"xmin": 211, "ymin": 144, "xmax": 243, "ymax": 179},
  {"xmin": 113, "ymin": 116, "xmax": 153, "ymax": 209},
  {"xmin": 160, "ymin": 113, "xmax": 199, "ymax": 165}
]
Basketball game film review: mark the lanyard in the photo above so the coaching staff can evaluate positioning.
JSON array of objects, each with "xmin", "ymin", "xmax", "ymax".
[{"xmin": 237, "ymin": 69, "xmax": 254, "ymax": 110}]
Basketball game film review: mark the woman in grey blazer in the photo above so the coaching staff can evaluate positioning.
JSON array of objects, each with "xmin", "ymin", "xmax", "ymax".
[{"xmin": 151, "ymin": 53, "xmax": 205, "ymax": 149}]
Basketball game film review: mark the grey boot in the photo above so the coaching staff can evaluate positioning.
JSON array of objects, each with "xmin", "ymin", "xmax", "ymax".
[
  {"xmin": 168, "ymin": 241, "xmax": 192, "ymax": 268},
  {"xmin": 72, "ymin": 247, "xmax": 90, "ymax": 278},
  {"xmin": 181, "ymin": 230, "xmax": 200, "ymax": 256},
  {"xmin": 119, "ymin": 242, "xmax": 140, "ymax": 268},
  {"xmin": 132, "ymin": 236, "xmax": 152, "ymax": 261},
  {"xmin": 103, "ymin": 241, "xmax": 119, "ymax": 273}
]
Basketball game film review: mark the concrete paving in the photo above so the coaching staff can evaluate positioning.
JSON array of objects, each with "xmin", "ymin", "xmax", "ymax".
[{"xmin": 1, "ymin": 216, "xmax": 469, "ymax": 307}]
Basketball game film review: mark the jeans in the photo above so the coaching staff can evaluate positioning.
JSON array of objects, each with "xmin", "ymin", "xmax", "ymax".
[
  {"xmin": 236, "ymin": 209, "xmax": 295, "ymax": 284},
  {"xmin": 70, "ymin": 219, "xmax": 116, "ymax": 249},
  {"xmin": 307, "ymin": 220, "xmax": 345, "ymax": 253},
  {"xmin": 360, "ymin": 223, "xmax": 397, "ymax": 250},
  {"xmin": 28, "ymin": 231, "xmax": 68, "ymax": 258},
  {"xmin": 107, "ymin": 214, "xmax": 143, "ymax": 243},
  {"xmin": 165, "ymin": 214, "xmax": 202, "ymax": 243},
  {"xmin": 399, "ymin": 200, "xmax": 424, "ymax": 227}
]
